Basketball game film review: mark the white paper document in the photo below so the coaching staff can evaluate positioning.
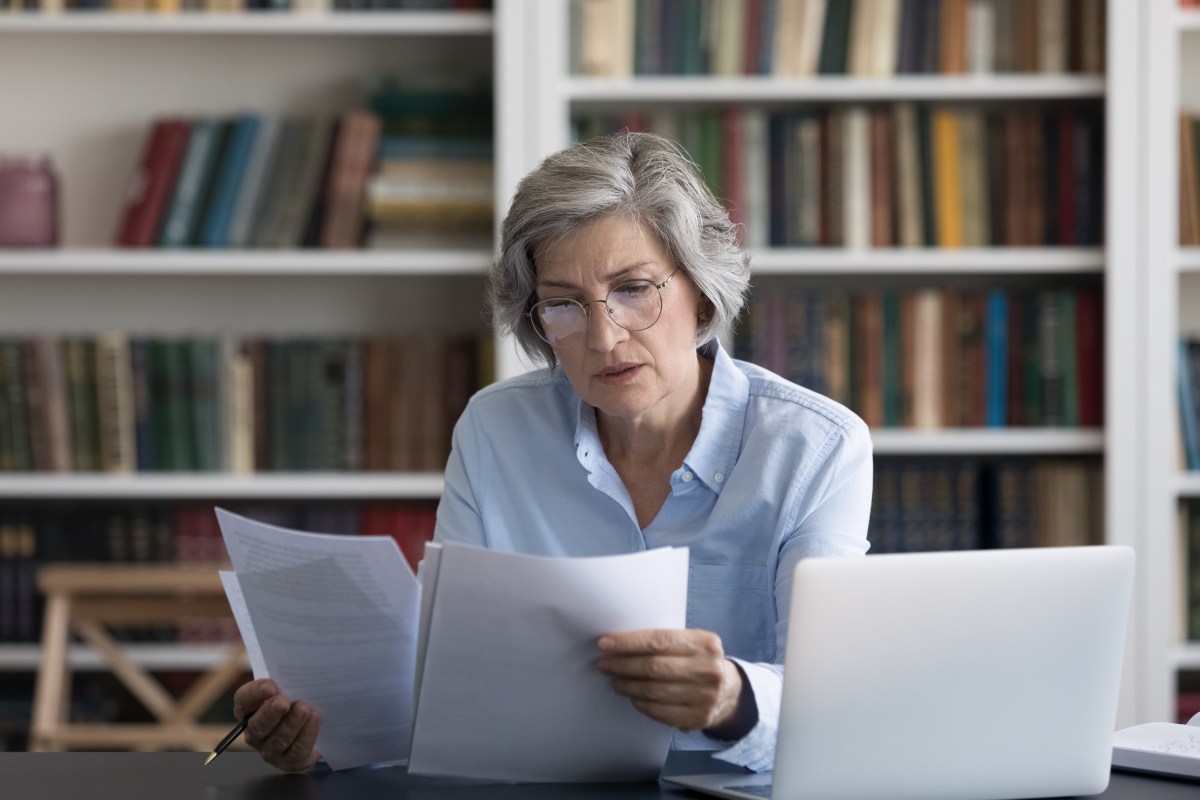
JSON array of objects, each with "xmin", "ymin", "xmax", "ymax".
[
  {"xmin": 216, "ymin": 507, "xmax": 689, "ymax": 781},
  {"xmin": 408, "ymin": 542, "xmax": 688, "ymax": 782},
  {"xmin": 215, "ymin": 507, "xmax": 421, "ymax": 771}
]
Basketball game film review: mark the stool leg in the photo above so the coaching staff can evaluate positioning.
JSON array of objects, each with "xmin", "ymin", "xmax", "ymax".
[{"xmin": 30, "ymin": 593, "xmax": 71, "ymax": 752}]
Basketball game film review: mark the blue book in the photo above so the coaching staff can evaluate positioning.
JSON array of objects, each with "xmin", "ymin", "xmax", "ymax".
[
  {"xmin": 198, "ymin": 115, "xmax": 261, "ymax": 248},
  {"xmin": 1178, "ymin": 339, "xmax": 1200, "ymax": 471},
  {"xmin": 159, "ymin": 120, "xmax": 223, "ymax": 248},
  {"xmin": 985, "ymin": 289, "xmax": 1008, "ymax": 428}
]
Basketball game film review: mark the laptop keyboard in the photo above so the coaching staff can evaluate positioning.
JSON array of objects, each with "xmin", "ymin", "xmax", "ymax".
[{"xmin": 723, "ymin": 782, "xmax": 774, "ymax": 798}]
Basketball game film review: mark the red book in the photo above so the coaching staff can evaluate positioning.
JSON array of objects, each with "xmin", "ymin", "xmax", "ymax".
[
  {"xmin": 1057, "ymin": 109, "xmax": 1076, "ymax": 245},
  {"xmin": 115, "ymin": 119, "xmax": 191, "ymax": 247},
  {"xmin": 320, "ymin": 110, "xmax": 383, "ymax": 249},
  {"xmin": 721, "ymin": 108, "xmax": 745, "ymax": 241}
]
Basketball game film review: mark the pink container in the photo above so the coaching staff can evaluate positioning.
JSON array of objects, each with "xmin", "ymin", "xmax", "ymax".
[{"xmin": 0, "ymin": 157, "xmax": 59, "ymax": 248}]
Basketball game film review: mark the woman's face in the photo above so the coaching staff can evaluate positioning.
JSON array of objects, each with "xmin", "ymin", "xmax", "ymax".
[{"xmin": 533, "ymin": 215, "xmax": 707, "ymax": 431}]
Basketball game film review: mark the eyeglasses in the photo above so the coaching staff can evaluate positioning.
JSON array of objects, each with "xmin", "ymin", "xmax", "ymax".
[{"xmin": 527, "ymin": 269, "xmax": 680, "ymax": 348}]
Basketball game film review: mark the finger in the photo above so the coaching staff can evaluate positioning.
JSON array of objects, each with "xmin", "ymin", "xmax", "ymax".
[
  {"xmin": 598, "ymin": 654, "xmax": 724, "ymax": 684},
  {"xmin": 600, "ymin": 629, "xmax": 724, "ymax": 659},
  {"xmin": 610, "ymin": 677, "xmax": 713, "ymax": 706},
  {"xmin": 259, "ymin": 701, "xmax": 314, "ymax": 760},
  {"xmin": 282, "ymin": 709, "xmax": 322, "ymax": 771},
  {"xmin": 599, "ymin": 629, "xmax": 691, "ymax": 656},
  {"xmin": 628, "ymin": 698, "xmax": 709, "ymax": 733},
  {"xmin": 233, "ymin": 679, "xmax": 279, "ymax": 720},
  {"xmin": 243, "ymin": 693, "xmax": 292, "ymax": 751}
]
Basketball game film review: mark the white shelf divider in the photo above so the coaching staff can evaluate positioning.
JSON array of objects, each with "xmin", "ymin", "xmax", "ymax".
[
  {"xmin": 0, "ymin": 249, "xmax": 492, "ymax": 276},
  {"xmin": 0, "ymin": 473, "xmax": 444, "ymax": 500},
  {"xmin": 749, "ymin": 247, "xmax": 1104, "ymax": 274},
  {"xmin": 869, "ymin": 429, "xmax": 1105, "ymax": 456},
  {"xmin": 0, "ymin": 643, "xmax": 244, "ymax": 673},
  {"xmin": 566, "ymin": 75, "xmax": 1107, "ymax": 104},
  {"xmin": 0, "ymin": 10, "xmax": 493, "ymax": 36}
]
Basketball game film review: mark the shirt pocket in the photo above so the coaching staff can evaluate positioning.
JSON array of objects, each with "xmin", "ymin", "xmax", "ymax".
[{"xmin": 686, "ymin": 563, "xmax": 774, "ymax": 664}]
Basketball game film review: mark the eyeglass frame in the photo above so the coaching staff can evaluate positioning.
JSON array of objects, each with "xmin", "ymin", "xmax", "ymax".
[{"xmin": 525, "ymin": 268, "xmax": 681, "ymax": 348}]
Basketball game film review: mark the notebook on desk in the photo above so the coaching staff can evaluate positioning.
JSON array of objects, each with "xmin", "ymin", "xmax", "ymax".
[{"xmin": 664, "ymin": 545, "xmax": 1135, "ymax": 800}]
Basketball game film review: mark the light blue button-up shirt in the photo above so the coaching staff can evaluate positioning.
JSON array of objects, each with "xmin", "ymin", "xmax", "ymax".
[{"xmin": 433, "ymin": 339, "xmax": 873, "ymax": 772}]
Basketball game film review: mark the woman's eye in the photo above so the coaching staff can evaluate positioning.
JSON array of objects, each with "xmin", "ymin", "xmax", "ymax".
[{"xmin": 614, "ymin": 282, "xmax": 652, "ymax": 298}]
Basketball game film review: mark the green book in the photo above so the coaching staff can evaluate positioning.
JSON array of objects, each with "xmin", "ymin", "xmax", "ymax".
[
  {"xmin": 917, "ymin": 105, "xmax": 937, "ymax": 247},
  {"xmin": 818, "ymin": 0, "xmax": 853, "ymax": 75},
  {"xmin": 189, "ymin": 339, "xmax": 221, "ymax": 472},
  {"xmin": 1058, "ymin": 288, "xmax": 1079, "ymax": 428},
  {"xmin": 883, "ymin": 291, "xmax": 902, "ymax": 427}
]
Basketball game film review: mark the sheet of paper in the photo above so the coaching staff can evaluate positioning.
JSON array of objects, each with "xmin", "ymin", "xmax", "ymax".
[
  {"xmin": 408, "ymin": 543, "xmax": 689, "ymax": 782},
  {"xmin": 215, "ymin": 507, "xmax": 420, "ymax": 771},
  {"xmin": 217, "ymin": 571, "xmax": 268, "ymax": 679}
]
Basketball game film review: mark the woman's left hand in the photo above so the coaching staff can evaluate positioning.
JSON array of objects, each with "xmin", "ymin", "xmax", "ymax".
[{"xmin": 596, "ymin": 629, "xmax": 744, "ymax": 734}]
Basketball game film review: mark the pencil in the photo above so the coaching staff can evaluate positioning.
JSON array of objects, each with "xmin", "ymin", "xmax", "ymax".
[{"xmin": 204, "ymin": 717, "xmax": 248, "ymax": 765}]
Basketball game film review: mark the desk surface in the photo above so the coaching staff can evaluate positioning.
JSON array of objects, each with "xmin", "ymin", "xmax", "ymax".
[{"xmin": 1, "ymin": 751, "xmax": 1195, "ymax": 800}]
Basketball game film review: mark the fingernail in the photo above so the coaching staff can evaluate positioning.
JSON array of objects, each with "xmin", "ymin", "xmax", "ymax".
[{"xmin": 598, "ymin": 636, "xmax": 613, "ymax": 650}]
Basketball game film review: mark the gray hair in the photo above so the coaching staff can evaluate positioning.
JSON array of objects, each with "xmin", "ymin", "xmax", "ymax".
[{"xmin": 489, "ymin": 130, "xmax": 751, "ymax": 368}]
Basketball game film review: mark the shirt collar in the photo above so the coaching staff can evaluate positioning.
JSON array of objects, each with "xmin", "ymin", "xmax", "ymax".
[{"xmin": 570, "ymin": 339, "xmax": 749, "ymax": 495}]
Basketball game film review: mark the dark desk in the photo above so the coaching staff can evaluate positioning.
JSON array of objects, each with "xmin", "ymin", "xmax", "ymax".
[{"xmin": 1, "ymin": 751, "xmax": 1195, "ymax": 800}]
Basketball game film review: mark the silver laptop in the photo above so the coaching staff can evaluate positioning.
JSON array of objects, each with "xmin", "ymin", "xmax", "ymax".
[{"xmin": 665, "ymin": 545, "xmax": 1134, "ymax": 800}]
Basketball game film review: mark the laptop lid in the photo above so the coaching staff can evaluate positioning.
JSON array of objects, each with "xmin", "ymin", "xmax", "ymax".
[{"xmin": 667, "ymin": 545, "xmax": 1134, "ymax": 800}]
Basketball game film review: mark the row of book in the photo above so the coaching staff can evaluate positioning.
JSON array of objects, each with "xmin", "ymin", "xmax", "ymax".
[
  {"xmin": 6, "ymin": 0, "xmax": 486, "ymax": 11},
  {"xmin": 114, "ymin": 81, "xmax": 493, "ymax": 250},
  {"xmin": 868, "ymin": 457, "xmax": 1102, "ymax": 554},
  {"xmin": 575, "ymin": 103, "xmax": 1103, "ymax": 249},
  {"xmin": 735, "ymin": 285, "xmax": 1103, "ymax": 430},
  {"xmin": 1180, "ymin": 113, "xmax": 1200, "ymax": 247},
  {"xmin": 0, "ymin": 333, "xmax": 486, "ymax": 475},
  {"xmin": 366, "ymin": 80, "xmax": 494, "ymax": 248},
  {"xmin": 573, "ymin": 0, "xmax": 1106, "ymax": 78},
  {"xmin": 0, "ymin": 501, "xmax": 438, "ymax": 644},
  {"xmin": 115, "ymin": 111, "xmax": 383, "ymax": 250}
]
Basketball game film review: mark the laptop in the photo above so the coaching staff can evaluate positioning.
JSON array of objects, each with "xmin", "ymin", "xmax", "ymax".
[{"xmin": 664, "ymin": 545, "xmax": 1134, "ymax": 800}]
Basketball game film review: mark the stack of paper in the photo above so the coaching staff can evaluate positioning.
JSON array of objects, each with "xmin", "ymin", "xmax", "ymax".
[{"xmin": 215, "ymin": 508, "xmax": 687, "ymax": 780}]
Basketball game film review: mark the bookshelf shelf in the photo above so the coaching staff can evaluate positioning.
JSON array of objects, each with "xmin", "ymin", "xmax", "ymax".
[
  {"xmin": 0, "ymin": 10, "xmax": 493, "ymax": 36},
  {"xmin": 749, "ymin": 248, "xmax": 1105, "ymax": 275},
  {"xmin": 1178, "ymin": 9, "xmax": 1200, "ymax": 32},
  {"xmin": 1178, "ymin": 249, "xmax": 1200, "ymax": 272},
  {"xmin": 564, "ymin": 75, "xmax": 1107, "ymax": 105},
  {"xmin": 0, "ymin": 473, "xmax": 444, "ymax": 500},
  {"xmin": 0, "ymin": 643, "xmax": 242, "ymax": 673},
  {"xmin": 1175, "ymin": 644, "xmax": 1200, "ymax": 671},
  {"xmin": 0, "ymin": 249, "xmax": 492, "ymax": 276},
  {"xmin": 869, "ymin": 429, "xmax": 1104, "ymax": 456}
]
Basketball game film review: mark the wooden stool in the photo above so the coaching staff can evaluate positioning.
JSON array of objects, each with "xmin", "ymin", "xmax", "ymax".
[{"xmin": 29, "ymin": 564, "xmax": 249, "ymax": 752}]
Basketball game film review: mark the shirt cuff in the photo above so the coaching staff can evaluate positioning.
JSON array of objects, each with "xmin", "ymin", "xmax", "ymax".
[{"xmin": 709, "ymin": 658, "xmax": 782, "ymax": 773}]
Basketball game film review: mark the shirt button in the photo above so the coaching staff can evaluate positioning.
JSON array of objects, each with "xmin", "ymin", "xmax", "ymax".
[
  {"xmin": 714, "ymin": 472, "xmax": 724, "ymax": 483},
  {"xmin": 681, "ymin": 471, "xmax": 693, "ymax": 482}
]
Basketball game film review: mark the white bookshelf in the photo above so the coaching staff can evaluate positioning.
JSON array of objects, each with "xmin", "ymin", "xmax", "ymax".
[
  {"xmin": 0, "ymin": 4, "xmax": 509, "ymax": 691},
  {"xmin": 515, "ymin": 0, "xmax": 1143, "ymax": 727},
  {"xmin": 1145, "ymin": 0, "xmax": 1200, "ymax": 726}
]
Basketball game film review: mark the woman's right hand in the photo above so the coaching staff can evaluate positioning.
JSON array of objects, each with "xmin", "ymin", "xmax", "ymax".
[{"xmin": 232, "ymin": 678, "xmax": 322, "ymax": 772}]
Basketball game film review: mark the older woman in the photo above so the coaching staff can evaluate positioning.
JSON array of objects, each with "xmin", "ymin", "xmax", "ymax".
[{"xmin": 234, "ymin": 131, "xmax": 873, "ymax": 773}]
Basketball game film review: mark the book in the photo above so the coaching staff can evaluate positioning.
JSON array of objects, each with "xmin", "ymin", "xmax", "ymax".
[
  {"xmin": 198, "ymin": 114, "xmax": 261, "ymax": 248},
  {"xmin": 159, "ymin": 119, "xmax": 226, "ymax": 248},
  {"xmin": 114, "ymin": 118, "xmax": 190, "ymax": 247},
  {"xmin": 320, "ymin": 109, "xmax": 383, "ymax": 249},
  {"xmin": 1112, "ymin": 719, "xmax": 1200, "ymax": 780}
]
